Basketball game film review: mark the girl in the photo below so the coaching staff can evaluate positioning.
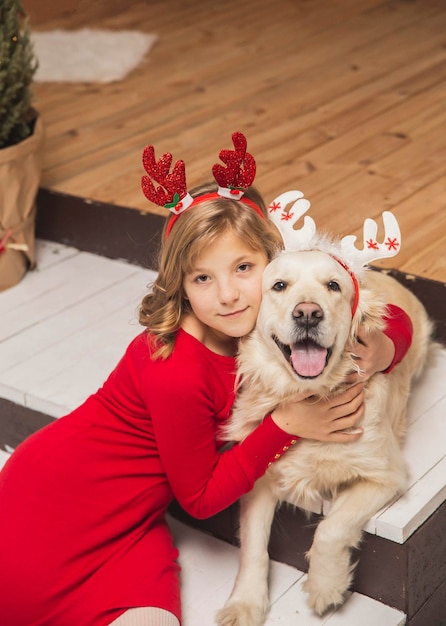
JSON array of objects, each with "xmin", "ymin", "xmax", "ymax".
[{"xmin": 0, "ymin": 134, "xmax": 411, "ymax": 626}]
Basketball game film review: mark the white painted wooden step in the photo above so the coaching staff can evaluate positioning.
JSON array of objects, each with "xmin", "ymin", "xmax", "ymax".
[{"xmin": 169, "ymin": 516, "xmax": 406, "ymax": 626}]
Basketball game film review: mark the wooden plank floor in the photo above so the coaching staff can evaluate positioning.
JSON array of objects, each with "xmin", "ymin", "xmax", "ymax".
[{"xmin": 26, "ymin": 0, "xmax": 446, "ymax": 282}]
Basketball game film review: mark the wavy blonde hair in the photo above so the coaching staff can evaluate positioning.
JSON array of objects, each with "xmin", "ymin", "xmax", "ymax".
[{"xmin": 139, "ymin": 182, "xmax": 283, "ymax": 358}]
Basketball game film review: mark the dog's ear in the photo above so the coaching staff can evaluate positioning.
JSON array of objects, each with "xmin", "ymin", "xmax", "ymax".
[{"xmin": 351, "ymin": 287, "xmax": 387, "ymax": 339}]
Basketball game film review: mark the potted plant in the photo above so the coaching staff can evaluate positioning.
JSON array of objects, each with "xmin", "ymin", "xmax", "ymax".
[{"xmin": 0, "ymin": 0, "xmax": 44, "ymax": 291}]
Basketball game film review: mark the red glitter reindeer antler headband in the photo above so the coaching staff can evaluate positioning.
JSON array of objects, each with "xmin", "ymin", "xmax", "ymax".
[{"xmin": 141, "ymin": 132, "xmax": 265, "ymax": 238}]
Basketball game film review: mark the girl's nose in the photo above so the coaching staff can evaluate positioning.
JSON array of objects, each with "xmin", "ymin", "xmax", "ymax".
[{"xmin": 218, "ymin": 280, "xmax": 240, "ymax": 304}]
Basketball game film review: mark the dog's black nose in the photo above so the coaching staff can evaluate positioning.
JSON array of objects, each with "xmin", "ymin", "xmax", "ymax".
[{"xmin": 293, "ymin": 302, "xmax": 324, "ymax": 327}]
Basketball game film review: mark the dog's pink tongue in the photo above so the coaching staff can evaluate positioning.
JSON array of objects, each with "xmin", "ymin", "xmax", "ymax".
[{"xmin": 290, "ymin": 344, "xmax": 327, "ymax": 377}]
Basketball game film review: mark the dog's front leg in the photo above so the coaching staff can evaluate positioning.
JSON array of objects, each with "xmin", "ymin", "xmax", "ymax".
[
  {"xmin": 304, "ymin": 479, "xmax": 401, "ymax": 616},
  {"xmin": 216, "ymin": 476, "xmax": 277, "ymax": 626}
]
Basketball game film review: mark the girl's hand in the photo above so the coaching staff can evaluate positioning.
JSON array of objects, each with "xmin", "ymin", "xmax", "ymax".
[
  {"xmin": 271, "ymin": 383, "xmax": 365, "ymax": 443},
  {"xmin": 347, "ymin": 328, "xmax": 395, "ymax": 382}
]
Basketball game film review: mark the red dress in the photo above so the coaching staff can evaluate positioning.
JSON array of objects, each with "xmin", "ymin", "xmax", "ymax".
[{"xmin": 0, "ymin": 330, "xmax": 297, "ymax": 625}]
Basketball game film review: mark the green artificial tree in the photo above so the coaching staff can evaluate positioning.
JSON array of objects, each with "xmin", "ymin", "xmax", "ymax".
[{"xmin": 0, "ymin": 0, "xmax": 38, "ymax": 149}]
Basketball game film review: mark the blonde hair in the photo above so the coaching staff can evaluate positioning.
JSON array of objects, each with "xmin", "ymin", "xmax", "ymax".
[{"xmin": 139, "ymin": 182, "xmax": 283, "ymax": 358}]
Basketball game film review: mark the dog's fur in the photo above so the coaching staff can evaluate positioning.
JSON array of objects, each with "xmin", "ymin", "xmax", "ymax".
[{"xmin": 217, "ymin": 248, "xmax": 434, "ymax": 625}]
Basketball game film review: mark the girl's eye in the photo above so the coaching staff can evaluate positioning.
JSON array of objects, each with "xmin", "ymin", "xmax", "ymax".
[
  {"xmin": 327, "ymin": 281, "xmax": 341, "ymax": 292},
  {"xmin": 237, "ymin": 263, "xmax": 251, "ymax": 273},
  {"xmin": 195, "ymin": 274, "xmax": 210, "ymax": 284}
]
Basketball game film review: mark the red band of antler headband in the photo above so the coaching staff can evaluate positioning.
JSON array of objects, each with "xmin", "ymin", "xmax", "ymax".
[{"xmin": 141, "ymin": 132, "xmax": 265, "ymax": 237}]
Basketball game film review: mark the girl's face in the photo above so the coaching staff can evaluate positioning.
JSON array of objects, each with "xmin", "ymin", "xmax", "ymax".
[{"xmin": 182, "ymin": 229, "xmax": 269, "ymax": 355}]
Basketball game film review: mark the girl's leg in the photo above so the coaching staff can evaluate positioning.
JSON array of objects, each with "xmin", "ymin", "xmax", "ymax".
[{"xmin": 109, "ymin": 607, "xmax": 180, "ymax": 626}]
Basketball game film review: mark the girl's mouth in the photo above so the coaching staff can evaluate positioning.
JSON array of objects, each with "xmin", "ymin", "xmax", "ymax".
[{"xmin": 221, "ymin": 307, "xmax": 248, "ymax": 319}]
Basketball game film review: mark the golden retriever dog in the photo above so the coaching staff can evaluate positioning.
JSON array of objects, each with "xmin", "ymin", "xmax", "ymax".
[{"xmin": 217, "ymin": 196, "xmax": 434, "ymax": 625}]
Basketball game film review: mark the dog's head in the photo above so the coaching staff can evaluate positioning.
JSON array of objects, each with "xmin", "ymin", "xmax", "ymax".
[
  {"xmin": 253, "ymin": 249, "xmax": 382, "ymax": 390},
  {"xmin": 238, "ymin": 194, "xmax": 400, "ymax": 394}
]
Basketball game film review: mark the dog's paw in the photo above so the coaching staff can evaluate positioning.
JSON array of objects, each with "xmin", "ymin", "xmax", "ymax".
[
  {"xmin": 215, "ymin": 603, "xmax": 267, "ymax": 626},
  {"xmin": 303, "ymin": 575, "xmax": 348, "ymax": 616}
]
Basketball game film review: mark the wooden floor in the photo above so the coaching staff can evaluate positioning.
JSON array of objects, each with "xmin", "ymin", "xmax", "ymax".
[{"xmin": 27, "ymin": 0, "xmax": 446, "ymax": 282}]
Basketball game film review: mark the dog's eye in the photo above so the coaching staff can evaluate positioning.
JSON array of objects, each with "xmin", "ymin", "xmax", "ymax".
[
  {"xmin": 327, "ymin": 281, "xmax": 341, "ymax": 292},
  {"xmin": 272, "ymin": 281, "xmax": 287, "ymax": 291}
]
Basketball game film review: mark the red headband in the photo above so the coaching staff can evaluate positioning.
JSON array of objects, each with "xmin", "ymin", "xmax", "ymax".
[
  {"xmin": 141, "ymin": 132, "xmax": 263, "ymax": 238},
  {"xmin": 165, "ymin": 192, "xmax": 265, "ymax": 238}
]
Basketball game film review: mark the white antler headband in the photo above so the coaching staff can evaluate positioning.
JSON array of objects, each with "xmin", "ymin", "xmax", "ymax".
[
  {"xmin": 268, "ymin": 191, "xmax": 401, "ymax": 269},
  {"xmin": 267, "ymin": 191, "xmax": 402, "ymax": 315}
]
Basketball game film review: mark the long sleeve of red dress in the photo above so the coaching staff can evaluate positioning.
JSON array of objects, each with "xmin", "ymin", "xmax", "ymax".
[
  {"xmin": 121, "ymin": 329, "xmax": 295, "ymax": 519},
  {"xmin": 383, "ymin": 303, "xmax": 413, "ymax": 372}
]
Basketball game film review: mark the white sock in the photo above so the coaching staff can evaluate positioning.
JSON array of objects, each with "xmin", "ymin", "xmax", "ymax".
[{"xmin": 109, "ymin": 606, "xmax": 180, "ymax": 626}]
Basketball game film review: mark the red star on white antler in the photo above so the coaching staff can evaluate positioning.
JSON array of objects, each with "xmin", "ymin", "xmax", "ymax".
[
  {"xmin": 386, "ymin": 237, "xmax": 400, "ymax": 251},
  {"xmin": 366, "ymin": 239, "xmax": 379, "ymax": 250}
]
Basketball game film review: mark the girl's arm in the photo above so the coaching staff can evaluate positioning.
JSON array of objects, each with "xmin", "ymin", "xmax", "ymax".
[
  {"xmin": 349, "ymin": 304, "xmax": 413, "ymax": 380},
  {"xmin": 145, "ymin": 358, "xmax": 363, "ymax": 520}
]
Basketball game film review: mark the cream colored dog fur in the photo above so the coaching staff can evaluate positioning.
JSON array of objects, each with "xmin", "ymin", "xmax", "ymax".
[{"xmin": 217, "ymin": 247, "xmax": 433, "ymax": 625}]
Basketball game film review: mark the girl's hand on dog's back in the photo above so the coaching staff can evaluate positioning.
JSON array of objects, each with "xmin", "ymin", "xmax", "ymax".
[
  {"xmin": 348, "ymin": 328, "xmax": 395, "ymax": 382},
  {"xmin": 271, "ymin": 383, "xmax": 365, "ymax": 443}
]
